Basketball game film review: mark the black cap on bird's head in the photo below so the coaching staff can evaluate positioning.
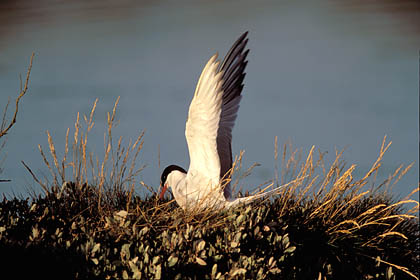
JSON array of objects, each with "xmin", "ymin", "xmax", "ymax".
[{"xmin": 159, "ymin": 164, "xmax": 187, "ymax": 199}]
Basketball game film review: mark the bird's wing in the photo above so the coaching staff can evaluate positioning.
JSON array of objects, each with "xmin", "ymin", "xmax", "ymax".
[
  {"xmin": 185, "ymin": 54, "xmax": 223, "ymax": 187},
  {"xmin": 217, "ymin": 32, "xmax": 249, "ymax": 198},
  {"xmin": 185, "ymin": 32, "xmax": 249, "ymax": 198}
]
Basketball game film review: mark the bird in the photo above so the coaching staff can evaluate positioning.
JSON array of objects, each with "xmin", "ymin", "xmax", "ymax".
[{"xmin": 159, "ymin": 32, "xmax": 283, "ymax": 211}]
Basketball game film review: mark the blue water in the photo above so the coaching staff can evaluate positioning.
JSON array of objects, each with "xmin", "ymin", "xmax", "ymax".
[{"xmin": 0, "ymin": 0, "xmax": 419, "ymax": 201}]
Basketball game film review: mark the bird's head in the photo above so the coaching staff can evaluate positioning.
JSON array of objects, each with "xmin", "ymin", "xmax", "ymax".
[{"xmin": 159, "ymin": 164, "xmax": 187, "ymax": 199}]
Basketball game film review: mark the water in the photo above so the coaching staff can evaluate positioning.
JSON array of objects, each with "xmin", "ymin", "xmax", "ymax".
[{"xmin": 0, "ymin": 0, "xmax": 419, "ymax": 200}]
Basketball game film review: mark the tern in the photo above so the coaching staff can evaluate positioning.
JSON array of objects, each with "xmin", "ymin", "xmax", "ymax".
[{"xmin": 159, "ymin": 32, "xmax": 283, "ymax": 210}]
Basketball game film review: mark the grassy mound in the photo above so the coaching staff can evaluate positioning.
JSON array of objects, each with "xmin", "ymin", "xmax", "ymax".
[
  {"xmin": 0, "ymin": 182, "xmax": 418, "ymax": 279},
  {"xmin": 0, "ymin": 99, "xmax": 418, "ymax": 279}
]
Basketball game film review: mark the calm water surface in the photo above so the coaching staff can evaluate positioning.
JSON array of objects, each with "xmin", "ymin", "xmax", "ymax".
[{"xmin": 0, "ymin": 0, "xmax": 419, "ymax": 200}]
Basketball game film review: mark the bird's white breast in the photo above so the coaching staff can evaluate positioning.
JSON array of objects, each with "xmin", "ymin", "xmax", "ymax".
[{"xmin": 171, "ymin": 171, "xmax": 225, "ymax": 210}]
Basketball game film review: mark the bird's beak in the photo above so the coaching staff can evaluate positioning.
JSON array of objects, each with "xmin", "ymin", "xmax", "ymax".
[{"xmin": 159, "ymin": 183, "xmax": 168, "ymax": 200}]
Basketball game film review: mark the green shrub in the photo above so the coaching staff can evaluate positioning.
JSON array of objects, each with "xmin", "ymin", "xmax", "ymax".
[{"xmin": 0, "ymin": 182, "xmax": 418, "ymax": 279}]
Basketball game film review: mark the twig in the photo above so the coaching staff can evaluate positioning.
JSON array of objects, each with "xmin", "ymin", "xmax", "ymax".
[
  {"xmin": 21, "ymin": 160, "xmax": 48, "ymax": 193},
  {"xmin": 0, "ymin": 52, "xmax": 35, "ymax": 138}
]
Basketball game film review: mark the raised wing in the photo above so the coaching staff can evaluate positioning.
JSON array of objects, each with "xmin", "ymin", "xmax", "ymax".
[
  {"xmin": 185, "ymin": 54, "xmax": 223, "ymax": 187},
  {"xmin": 217, "ymin": 32, "xmax": 249, "ymax": 198},
  {"xmin": 185, "ymin": 32, "xmax": 249, "ymax": 198}
]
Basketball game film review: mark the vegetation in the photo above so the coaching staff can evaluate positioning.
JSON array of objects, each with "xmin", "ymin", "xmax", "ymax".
[
  {"xmin": 0, "ymin": 85, "xmax": 418, "ymax": 279},
  {"xmin": 0, "ymin": 53, "xmax": 34, "ymax": 182}
]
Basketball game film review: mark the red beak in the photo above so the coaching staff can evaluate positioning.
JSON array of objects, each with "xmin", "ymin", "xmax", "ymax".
[{"xmin": 159, "ymin": 183, "xmax": 168, "ymax": 200}]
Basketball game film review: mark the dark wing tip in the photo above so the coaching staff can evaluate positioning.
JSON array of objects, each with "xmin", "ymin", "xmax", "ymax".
[
  {"xmin": 220, "ymin": 32, "xmax": 249, "ymax": 71},
  {"xmin": 220, "ymin": 34, "xmax": 249, "ymax": 103},
  {"xmin": 239, "ymin": 31, "xmax": 249, "ymax": 40}
]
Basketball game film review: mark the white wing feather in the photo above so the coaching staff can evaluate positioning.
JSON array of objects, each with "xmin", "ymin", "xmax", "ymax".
[{"xmin": 185, "ymin": 54, "xmax": 223, "ymax": 186}]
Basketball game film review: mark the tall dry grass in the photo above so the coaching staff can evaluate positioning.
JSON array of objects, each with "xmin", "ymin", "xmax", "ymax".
[
  {"xmin": 270, "ymin": 136, "xmax": 419, "ymax": 279},
  {"xmin": 24, "ymin": 97, "xmax": 145, "ymax": 213},
  {"xmin": 25, "ymin": 97, "xmax": 418, "ymax": 278}
]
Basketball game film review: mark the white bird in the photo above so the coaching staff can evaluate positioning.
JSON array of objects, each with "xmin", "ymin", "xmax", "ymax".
[{"xmin": 159, "ymin": 32, "xmax": 283, "ymax": 211}]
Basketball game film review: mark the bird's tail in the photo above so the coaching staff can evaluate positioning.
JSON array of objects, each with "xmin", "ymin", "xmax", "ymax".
[{"xmin": 225, "ymin": 185, "xmax": 283, "ymax": 208}]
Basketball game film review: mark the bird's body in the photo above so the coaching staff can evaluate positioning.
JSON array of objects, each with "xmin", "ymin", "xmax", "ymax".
[{"xmin": 159, "ymin": 32, "xmax": 283, "ymax": 211}]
